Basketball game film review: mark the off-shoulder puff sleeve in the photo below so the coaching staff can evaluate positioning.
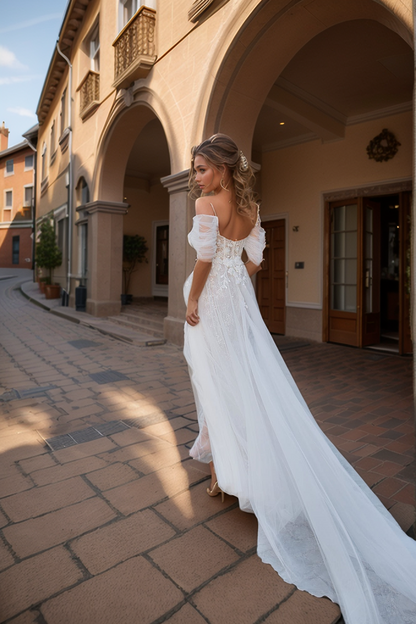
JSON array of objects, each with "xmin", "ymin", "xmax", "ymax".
[
  {"xmin": 244, "ymin": 209, "xmax": 266, "ymax": 266},
  {"xmin": 188, "ymin": 214, "xmax": 218, "ymax": 262}
]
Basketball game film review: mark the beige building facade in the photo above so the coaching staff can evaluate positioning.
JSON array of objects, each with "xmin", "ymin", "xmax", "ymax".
[
  {"xmin": 35, "ymin": 0, "xmax": 414, "ymax": 352},
  {"xmin": 0, "ymin": 123, "xmax": 35, "ymax": 270}
]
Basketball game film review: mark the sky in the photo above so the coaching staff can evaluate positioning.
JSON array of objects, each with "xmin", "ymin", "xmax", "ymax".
[{"xmin": 0, "ymin": 0, "xmax": 69, "ymax": 149}]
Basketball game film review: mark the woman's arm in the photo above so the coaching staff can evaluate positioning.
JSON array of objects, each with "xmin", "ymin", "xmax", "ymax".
[
  {"xmin": 186, "ymin": 260, "xmax": 212, "ymax": 326},
  {"xmin": 245, "ymin": 260, "xmax": 262, "ymax": 278}
]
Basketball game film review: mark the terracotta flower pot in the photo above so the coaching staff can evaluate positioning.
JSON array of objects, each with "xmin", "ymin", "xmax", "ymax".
[{"xmin": 45, "ymin": 284, "xmax": 61, "ymax": 299}]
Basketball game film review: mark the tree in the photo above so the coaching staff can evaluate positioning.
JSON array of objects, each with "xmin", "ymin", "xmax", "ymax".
[
  {"xmin": 36, "ymin": 220, "xmax": 62, "ymax": 283},
  {"xmin": 123, "ymin": 234, "xmax": 148, "ymax": 295}
]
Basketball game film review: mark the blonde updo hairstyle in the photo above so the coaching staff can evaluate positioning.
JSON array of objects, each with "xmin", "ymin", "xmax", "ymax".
[{"xmin": 189, "ymin": 134, "xmax": 257, "ymax": 223}]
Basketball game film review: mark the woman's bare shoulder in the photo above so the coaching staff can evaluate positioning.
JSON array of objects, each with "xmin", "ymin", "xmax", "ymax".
[{"xmin": 195, "ymin": 196, "xmax": 216, "ymax": 216}]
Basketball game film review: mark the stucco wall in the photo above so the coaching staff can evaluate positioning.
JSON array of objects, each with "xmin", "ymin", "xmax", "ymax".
[{"xmin": 261, "ymin": 111, "xmax": 412, "ymax": 308}]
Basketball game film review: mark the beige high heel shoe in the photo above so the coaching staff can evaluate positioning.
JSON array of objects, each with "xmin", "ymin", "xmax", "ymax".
[{"xmin": 207, "ymin": 480, "xmax": 225, "ymax": 503}]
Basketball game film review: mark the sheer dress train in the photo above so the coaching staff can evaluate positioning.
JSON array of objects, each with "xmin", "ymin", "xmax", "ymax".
[{"xmin": 183, "ymin": 211, "xmax": 416, "ymax": 624}]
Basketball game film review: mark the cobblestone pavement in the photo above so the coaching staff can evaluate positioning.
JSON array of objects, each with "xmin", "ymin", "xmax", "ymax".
[{"xmin": 0, "ymin": 274, "xmax": 414, "ymax": 624}]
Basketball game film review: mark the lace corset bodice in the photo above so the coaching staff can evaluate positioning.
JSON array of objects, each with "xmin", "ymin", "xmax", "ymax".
[
  {"xmin": 210, "ymin": 234, "xmax": 248, "ymax": 288},
  {"xmin": 187, "ymin": 213, "xmax": 266, "ymax": 278}
]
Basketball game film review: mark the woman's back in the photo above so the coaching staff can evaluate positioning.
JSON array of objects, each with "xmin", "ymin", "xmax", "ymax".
[{"xmin": 197, "ymin": 195, "xmax": 254, "ymax": 241}]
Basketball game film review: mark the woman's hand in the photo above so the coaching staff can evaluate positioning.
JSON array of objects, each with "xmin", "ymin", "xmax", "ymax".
[{"xmin": 186, "ymin": 298, "xmax": 200, "ymax": 326}]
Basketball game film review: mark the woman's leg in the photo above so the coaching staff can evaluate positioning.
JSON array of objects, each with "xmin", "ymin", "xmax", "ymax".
[{"xmin": 209, "ymin": 461, "xmax": 217, "ymax": 489}]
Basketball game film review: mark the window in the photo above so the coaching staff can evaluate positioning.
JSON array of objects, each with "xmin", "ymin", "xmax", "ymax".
[
  {"xmin": 121, "ymin": 0, "xmax": 136, "ymax": 26},
  {"xmin": 24, "ymin": 186, "xmax": 33, "ymax": 207},
  {"xmin": 41, "ymin": 143, "xmax": 47, "ymax": 180},
  {"xmin": 25, "ymin": 154, "xmax": 34, "ymax": 170},
  {"xmin": 57, "ymin": 218, "xmax": 66, "ymax": 257},
  {"xmin": 61, "ymin": 89, "xmax": 67, "ymax": 135},
  {"xmin": 119, "ymin": 1, "xmax": 155, "ymax": 28},
  {"xmin": 12, "ymin": 236, "xmax": 20, "ymax": 265},
  {"xmin": 5, "ymin": 190, "xmax": 12, "ymax": 208},
  {"xmin": 50, "ymin": 121, "xmax": 56, "ymax": 158},
  {"xmin": 5, "ymin": 159, "xmax": 13, "ymax": 175},
  {"xmin": 81, "ymin": 179, "xmax": 90, "ymax": 205},
  {"xmin": 90, "ymin": 24, "xmax": 100, "ymax": 72}
]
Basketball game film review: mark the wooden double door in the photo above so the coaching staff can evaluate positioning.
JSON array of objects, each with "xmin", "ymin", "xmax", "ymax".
[
  {"xmin": 256, "ymin": 219, "xmax": 286, "ymax": 334},
  {"xmin": 324, "ymin": 192, "xmax": 412, "ymax": 354}
]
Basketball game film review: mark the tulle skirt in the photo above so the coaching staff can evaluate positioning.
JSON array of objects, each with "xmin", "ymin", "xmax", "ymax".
[{"xmin": 184, "ymin": 265, "xmax": 416, "ymax": 624}]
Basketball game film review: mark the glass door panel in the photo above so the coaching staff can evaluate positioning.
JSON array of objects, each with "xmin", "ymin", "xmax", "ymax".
[
  {"xmin": 331, "ymin": 204, "xmax": 357, "ymax": 312},
  {"xmin": 328, "ymin": 202, "xmax": 359, "ymax": 346},
  {"xmin": 362, "ymin": 199, "xmax": 380, "ymax": 346}
]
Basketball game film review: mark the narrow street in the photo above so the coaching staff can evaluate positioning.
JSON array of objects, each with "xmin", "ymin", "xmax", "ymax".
[{"xmin": 0, "ymin": 273, "xmax": 414, "ymax": 624}]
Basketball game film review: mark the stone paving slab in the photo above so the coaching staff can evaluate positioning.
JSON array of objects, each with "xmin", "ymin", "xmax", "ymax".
[{"xmin": 0, "ymin": 275, "xmax": 414, "ymax": 623}]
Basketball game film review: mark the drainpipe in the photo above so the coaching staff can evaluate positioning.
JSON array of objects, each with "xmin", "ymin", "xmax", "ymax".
[{"xmin": 56, "ymin": 41, "xmax": 73, "ymax": 300}]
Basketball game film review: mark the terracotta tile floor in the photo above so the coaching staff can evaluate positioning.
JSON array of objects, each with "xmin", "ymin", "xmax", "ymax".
[
  {"xmin": 0, "ymin": 274, "xmax": 414, "ymax": 624},
  {"xmin": 277, "ymin": 338, "xmax": 415, "ymax": 528}
]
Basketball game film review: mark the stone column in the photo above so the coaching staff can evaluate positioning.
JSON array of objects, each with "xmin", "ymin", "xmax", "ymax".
[
  {"xmin": 85, "ymin": 200, "xmax": 129, "ymax": 317},
  {"xmin": 161, "ymin": 170, "xmax": 195, "ymax": 346}
]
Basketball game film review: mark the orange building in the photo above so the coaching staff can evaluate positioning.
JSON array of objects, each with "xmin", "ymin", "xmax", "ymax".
[{"xmin": 0, "ymin": 123, "xmax": 36, "ymax": 269}]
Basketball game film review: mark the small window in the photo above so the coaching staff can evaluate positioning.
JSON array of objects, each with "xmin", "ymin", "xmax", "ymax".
[
  {"xmin": 41, "ymin": 143, "xmax": 47, "ymax": 180},
  {"xmin": 121, "ymin": 0, "xmax": 137, "ymax": 26},
  {"xmin": 81, "ymin": 179, "xmax": 90, "ymax": 205},
  {"xmin": 6, "ymin": 159, "xmax": 13, "ymax": 175},
  {"xmin": 57, "ymin": 218, "xmax": 66, "ymax": 256},
  {"xmin": 25, "ymin": 155, "xmax": 34, "ymax": 170},
  {"xmin": 90, "ymin": 24, "xmax": 100, "ymax": 72},
  {"xmin": 12, "ymin": 236, "xmax": 20, "ymax": 265},
  {"xmin": 61, "ymin": 89, "xmax": 67, "ymax": 135},
  {"xmin": 5, "ymin": 190, "xmax": 12, "ymax": 207},
  {"xmin": 50, "ymin": 121, "xmax": 56, "ymax": 157},
  {"xmin": 119, "ymin": 0, "xmax": 154, "ymax": 28},
  {"xmin": 24, "ymin": 186, "xmax": 33, "ymax": 207}
]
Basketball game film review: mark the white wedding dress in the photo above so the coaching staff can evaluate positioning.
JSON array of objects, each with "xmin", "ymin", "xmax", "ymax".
[{"xmin": 183, "ymin": 210, "xmax": 416, "ymax": 624}]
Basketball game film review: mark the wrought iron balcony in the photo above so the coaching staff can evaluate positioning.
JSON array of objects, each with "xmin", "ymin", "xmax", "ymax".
[
  {"xmin": 113, "ymin": 7, "xmax": 156, "ymax": 90},
  {"xmin": 78, "ymin": 70, "xmax": 100, "ymax": 120}
]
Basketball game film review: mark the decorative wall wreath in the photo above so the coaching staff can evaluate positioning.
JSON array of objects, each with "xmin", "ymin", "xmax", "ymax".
[{"xmin": 366, "ymin": 129, "xmax": 400, "ymax": 162}]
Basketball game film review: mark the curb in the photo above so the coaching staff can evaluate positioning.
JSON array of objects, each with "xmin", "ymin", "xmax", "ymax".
[{"xmin": 19, "ymin": 282, "xmax": 167, "ymax": 348}]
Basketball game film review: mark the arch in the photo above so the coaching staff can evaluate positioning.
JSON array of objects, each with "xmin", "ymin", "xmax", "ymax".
[
  {"xmin": 199, "ymin": 0, "xmax": 413, "ymax": 154},
  {"xmin": 94, "ymin": 89, "xmax": 177, "ymax": 202}
]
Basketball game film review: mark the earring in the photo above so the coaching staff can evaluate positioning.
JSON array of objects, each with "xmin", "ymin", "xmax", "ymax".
[{"xmin": 220, "ymin": 178, "xmax": 229, "ymax": 192}]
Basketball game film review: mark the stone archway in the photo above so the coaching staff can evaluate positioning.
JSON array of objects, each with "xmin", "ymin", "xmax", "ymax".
[
  {"xmin": 85, "ymin": 103, "xmax": 172, "ymax": 317},
  {"xmin": 203, "ymin": 0, "xmax": 412, "ymax": 155}
]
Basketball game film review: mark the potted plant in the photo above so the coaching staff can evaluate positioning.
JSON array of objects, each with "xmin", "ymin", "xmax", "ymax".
[
  {"xmin": 39, "ymin": 276, "xmax": 51, "ymax": 294},
  {"xmin": 122, "ymin": 234, "xmax": 148, "ymax": 305},
  {"xmin": 36, "ymin": 220, "xmax": 62, "ymax": 299}
]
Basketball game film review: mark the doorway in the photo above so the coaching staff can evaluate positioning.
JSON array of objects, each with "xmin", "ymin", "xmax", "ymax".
[
  {"xmin": 324, "ymin": 191, "xmax": 412, "ymax": 354},
  {"xmin": 256, "ymin": 219, "xmax": 286, "ymax": 334}
]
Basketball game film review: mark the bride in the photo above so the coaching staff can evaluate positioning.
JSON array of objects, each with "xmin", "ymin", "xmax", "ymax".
[{"xmin": 183, "ymin": 133, "xmax": 416, "ymax": 624}]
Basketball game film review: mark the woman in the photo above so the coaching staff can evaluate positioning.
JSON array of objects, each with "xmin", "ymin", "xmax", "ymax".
[{"xmin": 183, "ymin": 134, "xmax": 416, "ymax": 624}]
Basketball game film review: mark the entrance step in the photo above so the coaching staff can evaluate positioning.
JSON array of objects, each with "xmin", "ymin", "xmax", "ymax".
[
  {"xmin": 381, "ymin": 332, "xmax": 399, "ymax": 342},
  {"xmin": 366, "ymin": 343, "xmax": 399, "ymax": 354},
  {"xmin": 108, "ymin": 315, "xmax": 164, "ymax": 338},
  {"xmin": 107, "ymin": 299, "xmax": 168, "ymax": 340}
]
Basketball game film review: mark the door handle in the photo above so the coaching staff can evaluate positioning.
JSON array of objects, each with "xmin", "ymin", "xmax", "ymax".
[
  {"xmin": 365, "ymin": 269, "xmax": 371, "ymax": 288},
  {"xmin": 286, "ymin": 271, "xmax": 288, "ymax": 288}
]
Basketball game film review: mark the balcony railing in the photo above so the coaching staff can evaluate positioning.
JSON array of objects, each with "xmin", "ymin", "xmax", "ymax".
[
  {"xmin": 78, "ymin": 70, "xmax": 100, "ymax": 120},
  {"xmin": 113, "ymin": 7, "xmax": 156, "ymax": 90}
]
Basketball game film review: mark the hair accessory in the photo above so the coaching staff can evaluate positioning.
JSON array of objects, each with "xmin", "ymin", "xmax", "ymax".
[{"xmin": 239, "ymin": 150, "xmax": 249, "ymax": 171}]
